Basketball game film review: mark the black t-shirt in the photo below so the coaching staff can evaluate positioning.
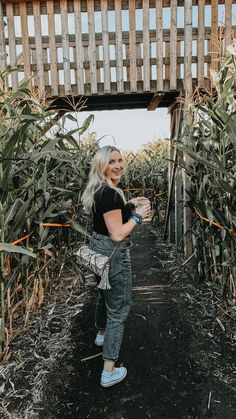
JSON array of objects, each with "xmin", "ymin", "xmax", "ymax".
[{"xmin": 92, "ymin": 185, "xmax": 132, "ymax": 236}]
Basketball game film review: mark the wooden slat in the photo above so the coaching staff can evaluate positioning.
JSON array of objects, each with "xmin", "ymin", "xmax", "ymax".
[
  {"xmin": 129, "ymin": 0, "xmax": 137, "ymax": 92},
  {"xmin": 6, "ymin": 3, "xmax": 18, "ymax": 88},
  {"xmin": 47, "ymin": 0, "xmax": 58, "ymax": 95},
  {"xmin": 143, "ymin": 0, "xmax": 150, "ymax": 91},
  {"xmin": 148, "ymin": 93, "xmax": 164, "ymax": 110},
  {"xmin": 0, "ymin": 2, "xmax": 7, "ymax": 73},
  {"xmin": 170, "ymin": 0, "xmax": 177, "ymax": 90},
  {"xmin": 115, "ymin": 0, "xmax": 124, "ymax": 92},
  {"xmin": 136, "ymin": 43, "xmax": 142, "ymax": 80},
  {"xmin": 156, "ymin": 0, "xmax": 163, "ymax": 91},
  {"xmin": 225, "ymin": 0, "xmax": 232, "ymax": 48},
  {"xmin": 74, "ymin": 0, "xmax": 84, "ymax": 95},
  {"xmin": 60, "ymin": 0, "xmax": 71, "ymax": 95},
  {"xmin": 43, "ymin": 48, "xmax": 49, "ymax": 86},
  {"xmin": 31, "ymin": 48, "xmax": 38, "ymax": 87},
  {"xmin": 125, "ymin": 44, "xmax": 130, "ymax": 82},
  {"xmin": 184, "ymin": 0, "xmax": 192, "ymax": 98},
  {"xmin": 211, "ymin": 0, "xmax": 218, "ymax": 71},
  {"xmin": 165, "ymin": 41, "xmax": 170, "ymax": 80},
  {"xmin": 101, "ymin": 0, "xmax": 111, "ymax": 93},
  {"xmin": 197, "ymin": 0, "xmax": 205, "ymax": 86},
  {"xmin": 96, "ymin": 44, "xmax": 101, "ymax": 83},
  {"xmin": 84, "ymin": 46, "xmax": 90, "ymax": 84},
  {"xmin": 176, "ymin": 41, "xmax": 181, "ymax": 79},
  {"xmin": 33, "ymin": 0, "xmax": 45, "ymax": 95},
  {"xmin": 87, "ymin": 0, "xmax": 97, "ymax": 94},
  {"xmin": 19, "ymin": 0, "xmax": 32, "ymax": 85}
]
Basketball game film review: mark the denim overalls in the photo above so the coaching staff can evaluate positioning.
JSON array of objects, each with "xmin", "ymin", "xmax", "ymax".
[{"xmin": 90, "ymin": 232, "xmax": 133, "ymax": 361}]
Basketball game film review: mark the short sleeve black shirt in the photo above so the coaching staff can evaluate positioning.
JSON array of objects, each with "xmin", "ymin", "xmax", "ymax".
[{"xmin": 92, "ymin": 185, "xmax": 132, "ymax": 235}]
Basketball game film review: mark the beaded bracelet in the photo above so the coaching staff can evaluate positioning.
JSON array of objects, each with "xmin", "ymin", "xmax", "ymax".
[{"xmin": 130, "ymin": 212, "xmax": 143, "ymax": 225}]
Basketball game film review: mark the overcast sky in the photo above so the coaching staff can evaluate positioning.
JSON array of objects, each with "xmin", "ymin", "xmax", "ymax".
[{"xmin": 75, "ymin": 108, "xmax": 170, "ymax": 152}]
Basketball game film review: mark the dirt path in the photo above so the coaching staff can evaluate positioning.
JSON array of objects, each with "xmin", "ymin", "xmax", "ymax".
[{"xmin": 1, "ymin": 226, "xmax": 235, "ymax": 418}]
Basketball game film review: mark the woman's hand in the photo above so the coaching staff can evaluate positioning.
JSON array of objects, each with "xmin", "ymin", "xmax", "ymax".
[
  {"xmin": 128, "ymin": 197, "xmax": 146, "ymax": 207},
  {"xmin": 135, "ymin": 203, "xmax": 151, "ymax": 220}
]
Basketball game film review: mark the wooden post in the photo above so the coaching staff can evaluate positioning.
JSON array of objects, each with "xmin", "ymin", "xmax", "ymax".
[
  {"xmin": 168, "ymin": 112, "xmax": 176, "ymax": 243},
  {"xmin": 174, "ymin": 107, "xmax": 183, "ymax": 247},
  {"xmin": 183, "ymin": 0, "xmax": 193, "ymax": 258}
]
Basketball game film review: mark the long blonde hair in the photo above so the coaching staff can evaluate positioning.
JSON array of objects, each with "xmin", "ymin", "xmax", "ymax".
[{"xmin": 82, "ymin": 145, "xmax": 126, "ymax": 214}]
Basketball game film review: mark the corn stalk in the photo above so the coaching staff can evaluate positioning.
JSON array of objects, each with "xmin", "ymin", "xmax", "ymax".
[{"xmin": 176, "ymin": 47, "xmax": 236, "ymax": 304}]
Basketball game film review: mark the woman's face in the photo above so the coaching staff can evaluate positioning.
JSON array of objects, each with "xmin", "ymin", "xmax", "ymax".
[{"xmin": 105, "ymin": 150, "xmax": 124, "ymax": 185}]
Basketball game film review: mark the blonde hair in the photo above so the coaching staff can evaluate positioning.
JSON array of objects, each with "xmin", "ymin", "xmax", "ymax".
[{"xmin": 82, "ymin": 145, "xmax": 126, "ymax": 214}]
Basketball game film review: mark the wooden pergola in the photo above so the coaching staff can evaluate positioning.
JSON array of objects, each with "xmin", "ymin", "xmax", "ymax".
[{"xmin": 0, "ymin": 0, "xmax": 235, "ymax": 254}]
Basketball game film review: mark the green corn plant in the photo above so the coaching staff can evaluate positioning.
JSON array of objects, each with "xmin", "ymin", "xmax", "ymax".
[
  {"xmin": 175, "ymin": 48, "xmax": 236, "ymax": 303},
  {"xmin": 0, "ymin": 70, "xmax": 99, "ymax": 355}
]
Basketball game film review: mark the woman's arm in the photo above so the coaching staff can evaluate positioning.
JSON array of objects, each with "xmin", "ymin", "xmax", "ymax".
[{"xmin": 103, "ymin": 205, "xmax": 150, "ymax": 242}]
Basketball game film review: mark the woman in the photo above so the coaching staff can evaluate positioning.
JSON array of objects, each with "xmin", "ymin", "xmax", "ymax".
[{"xmin": 82, "ymin": 145, "xmax": 150, "ymax": 388}]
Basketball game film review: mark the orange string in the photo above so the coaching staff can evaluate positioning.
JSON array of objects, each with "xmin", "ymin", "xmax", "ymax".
[
  {"xmin": 155, "ymin": 191, "xmax": 167, "ymax": 197},
  {"xmin": 194, "ymin": 208, "xmax": 236, "ymax": 237}
]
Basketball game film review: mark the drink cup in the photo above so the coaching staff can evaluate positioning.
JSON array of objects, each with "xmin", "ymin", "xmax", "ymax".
[{"xmin": 136, "ymin": 198, "xmax": 153, "ymax": 223}]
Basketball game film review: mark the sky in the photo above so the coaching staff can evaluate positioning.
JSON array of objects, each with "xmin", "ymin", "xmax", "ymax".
[{"xmin": 72, "ymin": 108, "xmax": 170, "ymax": 152}]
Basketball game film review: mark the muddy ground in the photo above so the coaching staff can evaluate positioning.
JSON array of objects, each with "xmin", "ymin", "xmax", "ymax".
[{"xmin": 0, "ymin": 226, "xmax": 236, "ymax": 419}]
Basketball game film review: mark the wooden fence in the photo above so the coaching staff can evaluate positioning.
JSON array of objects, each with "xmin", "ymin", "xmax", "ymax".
[{"xmin": 0, "ymin": 1, "xmax": 235, "ymax": 99}]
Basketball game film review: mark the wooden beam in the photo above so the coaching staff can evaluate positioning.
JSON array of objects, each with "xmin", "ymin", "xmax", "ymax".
[{"xmin": 148, "ymin": 93, "xmax": 164, "ymax": 111}]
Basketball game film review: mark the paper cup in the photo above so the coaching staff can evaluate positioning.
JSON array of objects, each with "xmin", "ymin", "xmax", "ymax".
[{"xmin": 136, "ymin": 198, "xmax": 153, "ymax": 223}]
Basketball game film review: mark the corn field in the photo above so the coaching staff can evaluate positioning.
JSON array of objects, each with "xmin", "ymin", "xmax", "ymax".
[
  {"xmin": 176, "ymin": 50, "xmax": 236, "ymax": 304},
  {"xmin": 0, "ymin": 70, "xmax": 168, "ymax": 357}
]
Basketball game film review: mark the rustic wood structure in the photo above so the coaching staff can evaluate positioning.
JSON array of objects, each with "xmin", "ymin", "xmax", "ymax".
[{"xmin": 0, "ymin": 0, "xmax": 235, "ymax": 253}]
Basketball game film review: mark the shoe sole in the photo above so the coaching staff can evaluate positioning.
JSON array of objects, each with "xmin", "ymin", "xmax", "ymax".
[
  {"xmin": 100, "ymin": 369, "xmax": 127, "ymax": 388},
  {"xmin": 95, "ymin": 341, "xmax": 103, "ymax": 346}
]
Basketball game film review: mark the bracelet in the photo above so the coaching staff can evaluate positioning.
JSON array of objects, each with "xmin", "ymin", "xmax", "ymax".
[{"xmin": 130, "ymin": 212, "xmax": 143, "ymax": 225}]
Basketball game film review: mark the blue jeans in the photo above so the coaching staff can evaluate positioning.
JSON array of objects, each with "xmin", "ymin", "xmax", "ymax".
[{"xmin": 90, "ymin": 232, "xmax": 133, "ymax": 361}]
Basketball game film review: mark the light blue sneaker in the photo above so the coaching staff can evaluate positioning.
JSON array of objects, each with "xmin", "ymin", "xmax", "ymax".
[
  {"xmin": 100, "ymin": 367, "xmax": 127, "ymax": 388},
  {"xmin": 95, "ymin": 333, "xmax": 105, "ymax": 346}
]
